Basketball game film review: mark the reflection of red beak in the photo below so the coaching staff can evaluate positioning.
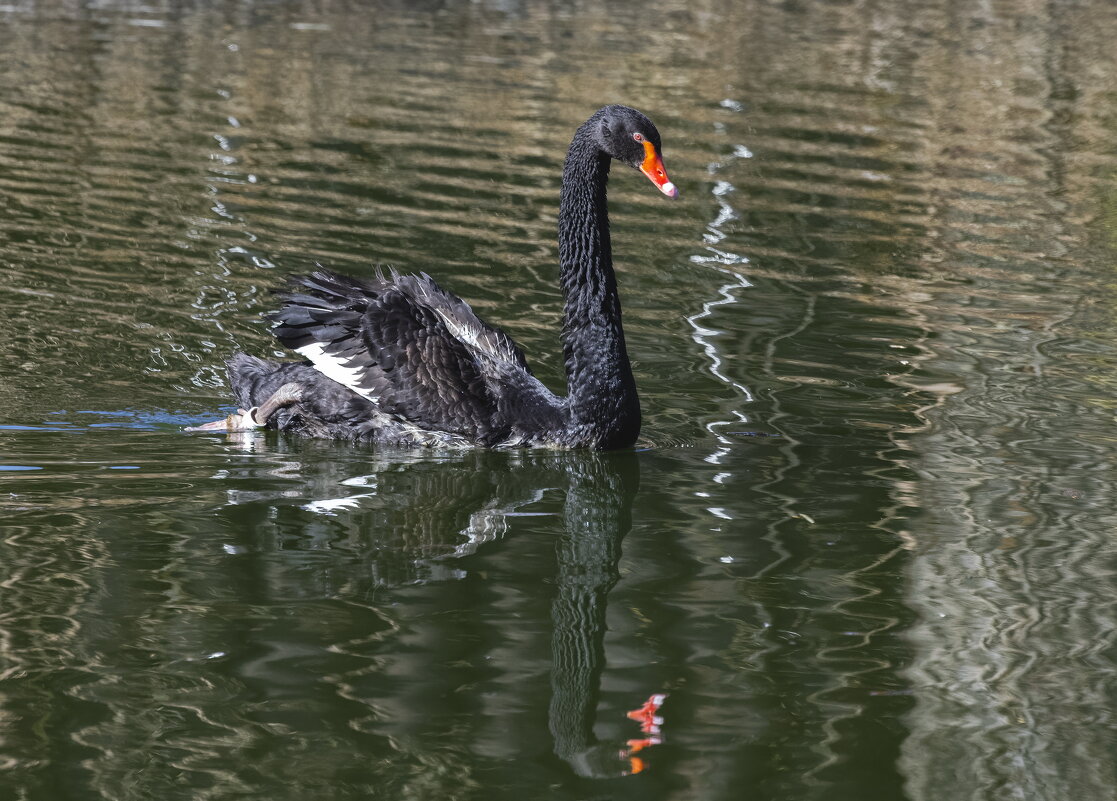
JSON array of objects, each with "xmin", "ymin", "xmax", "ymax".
[
  {"xmin": 638, "ymin": 140, "xmax": 678, "ymax": 198},
  {"xmin": 626, "ymin": 692, "xmax": 667, "ymax": 733},
  {"xmin": 620, "ymin": 692, "xmax": 668, "ymax": 775}
]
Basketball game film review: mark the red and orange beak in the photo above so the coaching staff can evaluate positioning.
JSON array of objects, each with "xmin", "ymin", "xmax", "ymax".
[{"xmin": 638, "ymin": 140, "xmax": 678, "ymax": 198}]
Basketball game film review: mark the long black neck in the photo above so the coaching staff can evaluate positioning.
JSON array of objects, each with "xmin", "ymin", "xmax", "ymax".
[{"xmin": 557, "ymin": 123, "xmax": 640, "ymax": 449}]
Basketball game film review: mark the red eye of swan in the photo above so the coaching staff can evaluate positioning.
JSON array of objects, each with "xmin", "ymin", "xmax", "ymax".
[{"xmin": 633, "ymin": 132, "xmax": 645, "ymax": 142}]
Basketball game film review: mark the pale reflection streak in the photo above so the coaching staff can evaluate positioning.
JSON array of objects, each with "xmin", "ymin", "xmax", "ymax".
[{"xmin": 686, "ymin": 105, "xmax": 754, "ymax": 466}]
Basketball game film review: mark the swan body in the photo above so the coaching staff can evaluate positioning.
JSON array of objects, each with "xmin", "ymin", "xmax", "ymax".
[{"xmin": 189, "ymin": 105, "xmax": 677, "ymax": 449}]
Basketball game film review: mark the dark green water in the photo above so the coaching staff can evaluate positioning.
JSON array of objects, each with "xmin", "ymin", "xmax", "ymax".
[{"xmin": 3, "ymin": 1, "xmax": 1117, "ymax": 799}]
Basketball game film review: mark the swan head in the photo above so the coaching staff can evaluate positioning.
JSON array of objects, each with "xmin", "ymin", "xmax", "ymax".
[{"xmin": 594, "ymin": 105, "xmax": 678, "ymax": 199}]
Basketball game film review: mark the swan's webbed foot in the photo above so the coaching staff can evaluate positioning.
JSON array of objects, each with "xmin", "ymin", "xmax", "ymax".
[
  {"xmin": 186, "ymin": 382, "xmax": 305, "ymax": 433},
  {"xmin": 251, "ymin": 382, "xmax": 305, "ymax": 424}
]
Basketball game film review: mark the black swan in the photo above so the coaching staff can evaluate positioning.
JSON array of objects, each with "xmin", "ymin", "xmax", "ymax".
[{"xmin": 188, "ymin": 105, "xmax": 677, "ymax": 449}]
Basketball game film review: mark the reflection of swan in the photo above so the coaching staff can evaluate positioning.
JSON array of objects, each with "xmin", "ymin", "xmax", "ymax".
[
  {"xmin": 191, "ymin": 106, "xmax": 677, "ymax": 449},
  {"xmin": 547, "ymin": 452, "xmax": 661, "ymax": 777},
  {"xmin": 214, "ymin": 448, "xmax": 660, "ymax": 777},
  {"xmin": 216, "ymin": 450, "xmax": 558, "ymax": 586}
]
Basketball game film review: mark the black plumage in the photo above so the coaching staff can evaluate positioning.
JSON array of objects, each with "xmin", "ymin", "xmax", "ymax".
[{"xmin": 191, "ymin": 105, "xmax": 678, "ymax": 449}]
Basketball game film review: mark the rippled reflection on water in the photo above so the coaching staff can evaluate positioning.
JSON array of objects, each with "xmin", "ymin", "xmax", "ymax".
[{"xmin": 3, "ymin": 1, "xmax": 1117, "ymax": 800}]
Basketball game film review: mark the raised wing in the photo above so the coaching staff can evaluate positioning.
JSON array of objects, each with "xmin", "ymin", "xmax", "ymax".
[{"xmin": 268, "ymin": 269, "xmax": 539, "ymax": 440}]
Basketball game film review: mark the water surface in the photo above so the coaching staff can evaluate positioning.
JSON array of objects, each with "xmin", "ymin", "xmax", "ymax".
[{"xmin": 3, "ymin": 1, "xmax": 1117, "ymax": 799}]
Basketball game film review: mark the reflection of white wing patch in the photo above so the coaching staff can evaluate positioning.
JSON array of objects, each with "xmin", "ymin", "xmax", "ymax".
[
  {"xmin": 302, "ymin": 492, "xmax": 377, "ymax": 516},
  {"xmin": 296, "ymin": 342, "xmax": 378, "ymax": 403}
]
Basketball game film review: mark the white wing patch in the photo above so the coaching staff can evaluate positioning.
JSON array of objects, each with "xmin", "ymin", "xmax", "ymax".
[
  {"xmin": 435, "ymin": 308, "xmax": 516, "ymax": 364},
  {"xmin": 296, "ymin": 341, "xmax": 379, "ymax": 404}
]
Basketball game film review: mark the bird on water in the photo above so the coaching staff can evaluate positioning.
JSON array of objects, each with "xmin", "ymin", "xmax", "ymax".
[{"xmin": 188, "ymin": 105, "xmax": 678, "ymax": 449}]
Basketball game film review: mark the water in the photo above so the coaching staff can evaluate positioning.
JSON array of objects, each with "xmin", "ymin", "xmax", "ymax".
[{"xmin": 2, "ymin": 1, "xmax": 1117, "ymax": 799}]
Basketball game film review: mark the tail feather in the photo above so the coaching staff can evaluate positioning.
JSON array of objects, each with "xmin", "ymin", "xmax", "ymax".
[{"xmin": 286, "ymin": 270, "xmax": 367, "ymax": 298}]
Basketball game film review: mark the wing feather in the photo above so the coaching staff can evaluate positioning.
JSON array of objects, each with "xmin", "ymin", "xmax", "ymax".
[{"xmin": 268, "ymin": 268, "xmax": 540, "ymax": 440}]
